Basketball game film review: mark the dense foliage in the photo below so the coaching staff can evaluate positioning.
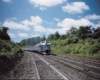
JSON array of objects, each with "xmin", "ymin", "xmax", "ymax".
[
  {"xmin": 0, "ymin": 39, "xmax": 23, "ymax": 58},
  {"xmin": 47, "ymin": 26, "xmax": 100, "ymax": 58},
  {"xmin": 0, "ymin": 26, "xmax": 23, "ymax": 58},
  {"xmin": 0, "ymin": 27, "xmax": 10, "ymax": 41},
  {"xmin": 0, "ymin": 26, "xmax": 24, "ymax": 74}
]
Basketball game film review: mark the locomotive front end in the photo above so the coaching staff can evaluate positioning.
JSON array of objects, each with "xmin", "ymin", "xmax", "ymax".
[{"xmin": 40, "ymin": 41, "xmax": 51, "ymax": 55}]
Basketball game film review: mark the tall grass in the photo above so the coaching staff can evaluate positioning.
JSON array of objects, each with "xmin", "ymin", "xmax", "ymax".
[
  {"xmin": 0, "ymin": 39, "xmax": 24, "ymax": 58},
  {"xmin": 50, "ymin": 38, "xmax": 100, "ymax": 58}
]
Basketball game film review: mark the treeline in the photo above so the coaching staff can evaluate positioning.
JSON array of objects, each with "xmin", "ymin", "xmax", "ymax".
[
  {"xmin": 20, "ymin": 34, "xmax": 46, "ymax": 47},
  {"xmin": 20, "ymin": 36, "xmax": 41, "ymax": 47},
  {"xmin": 47, "ymin": 26, "xmax": 100, "ymax": 40}
]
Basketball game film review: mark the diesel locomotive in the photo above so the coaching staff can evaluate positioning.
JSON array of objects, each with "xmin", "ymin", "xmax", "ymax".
[{"xmin": 24, "ymin": 41, "xmax": 51, "ymax": 55}]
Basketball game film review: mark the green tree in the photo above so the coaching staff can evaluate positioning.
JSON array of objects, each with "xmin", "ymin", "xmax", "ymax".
[
  {"xmin": 77, "ymin": 26, "xmax": 87, "ymax": 45},
  {"xmin": 94, "ymin": 27, "xmax": 100, "ymax": 32},
  {"xmin": 77, "ymin": 26, "xmax": 86, "ymax": 38},
  {"xmin": 42, "ymin": 35, "xmax": 46, "ymax": 41},
  {"xmin": 59, "ymin": 34, "xmax": 66, "ymax": 40},
  {"xmin": 54, "ymin": 31, "xmax": 60, "ymax": 40},
  {"xmin": 0, "ymin": 26, "xmax": 10, "ymax": 41},
  {"xmin": 92, "ymin": 27, "xmax": 100, "ymax": 39},
  {"xmin": 70, "ymin": 26, "xmax": 77, "ymax": 34},
  {"xmin": 47, "ymin": 34, "xmax": 55, "ymax": 40}
]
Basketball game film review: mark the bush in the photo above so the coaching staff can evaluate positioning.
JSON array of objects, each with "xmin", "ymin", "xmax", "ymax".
[
  {"xmin": 97, "ymin": 38, "xmax": 100, "ymax": 43},
  {"xmin": 59, "ymin": 35, "xmax": 66, "ymax": 40},
  {"xmin": 67, "ymin": 39, "xmax": 72, "ymax": 44},
  {"xmin": 89, "ymin": 43, "xmax": 100, "ymax": 55},
  {"xmin": 88, "ymin": 39, "xmax": 95, "ymax": 45},
  {"xmin": 71, "ymin": 37, "xmax": 79, "ymax": 43},
  {"xmin": 66, "ymin": 37, "xmax": 79, "ymax": 44},
  {"xmin": 73, "ymin": 50, "xmax": 79, "ymax": 54},
  {"xmin": 64, "ymin": 49, "xmax": 71, "ymax": 54},
  {"xmin": 0, "ymin": 39, "xmax": 24, "ymax": 58}
]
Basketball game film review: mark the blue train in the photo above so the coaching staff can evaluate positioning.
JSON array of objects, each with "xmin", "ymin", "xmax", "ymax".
[{"xmin": 24, "ymin": 41, "xmax": 51, "ymax": 55}]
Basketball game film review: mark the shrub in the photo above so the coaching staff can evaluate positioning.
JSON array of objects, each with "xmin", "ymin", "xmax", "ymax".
[
  {"xmin": 0, "ymin": 39, "xmax": 24, "ymax": 58},
  {"xmin": 1, "ymin": 47, "xmax": 8, "ymax": 52},
  {"xmin": 64, "ymin": 49, "xmax": 71, "ymax": 54},
  {"xmin": 66, "ymin": 37, "xmax": 79, "ymax": 44},
  {"xmin": 73, "ymin": 50, "xmax": 79, "ymax": 54},
  {"xmin": 67, "ymin": 39, "xmax": 72, "ymax": 44},
  {"xmin": 89, "ymin": 43, "xmax": 100, "ymax": 55},
  {"xmin": 97, "ymin": 38, "xmax": 100, "ymax": 43},
  {"xmin": 71, "ymin": 37, "xmax": 79, "ymax": 43},
  {"xmin": 88, "ymin": 39, "xmax": 95, "ymax": 45}
]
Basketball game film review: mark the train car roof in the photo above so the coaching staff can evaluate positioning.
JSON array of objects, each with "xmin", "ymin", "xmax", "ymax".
[
  {"xmin": 41, "ymin": 41, "xmax": 50, "ymax": 45},
  {"xmin": 35, "ymin": 42, "xmax": 41, "ymax": 46},
  {"xmin": 34, "ymin": 41, "xmax": 51, "ymax": 46}
]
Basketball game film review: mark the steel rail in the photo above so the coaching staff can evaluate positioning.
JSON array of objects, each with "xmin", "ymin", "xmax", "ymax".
[
  {"xmin": 34, "ymin": 53, "xmax": 69, "ymax": 80},
  {"xmin": 30, "ymin": 53, "xmax": 40, "ymax": 80},
  {"xmin": 47, "ymin": 55, "xmax": 100, "ymax": 79},
  {"xmin": 58, "ymin": 55, "xmax": 100, "ymax": 67},
  {"xmin": 49, "ymin": 55, "xmax": 100, "ymax": 70}
]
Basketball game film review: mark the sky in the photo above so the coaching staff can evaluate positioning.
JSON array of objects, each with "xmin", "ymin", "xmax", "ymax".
[{"xmin": 0, "ymin": 0, "xmax": 100, "ymax": 42}]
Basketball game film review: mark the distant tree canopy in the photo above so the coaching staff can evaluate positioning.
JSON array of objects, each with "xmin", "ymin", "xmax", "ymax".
[
  {"xmin": 41, "ymin": 35, "xmax": 46, "ymax": 41},
  {"xmin": 76, "ymin": 26, "xmax": 92, "ymax": 39},
  {"xmin": 47, "ymin": 31, "xmax": 60, "ymax": 40},
  {"xmin": 0, "ymin": 26, "xmax": 10, "ymax": 41},
  {"xmin": 92, "ymin": 27, "xmax": 100, "ymax": 39},
  {"xmin": 20, "ymin": 36, "xmax": 41, "ymax": 46},
  {"xmin": 54, "ymin": 31, "xmax": 60, "ymax": 40},
  {"xmin": 47, "ymin": 34, "xmax": 54, "ymax": 40},
  {"xmin": 69, "ymin": 26, "xmax": 77, "ymax": 34},
  {"xmin": 47, "ymin": 26, "xmax": 100, "ymax": 40}
]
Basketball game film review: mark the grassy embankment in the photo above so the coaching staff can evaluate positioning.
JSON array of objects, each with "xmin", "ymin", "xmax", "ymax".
[
  {"xmin": 50, "ymin": 38, "xmax": 100, "ymax": 58},
  {"xmin": 0, "ymin": 39, "xmax": 24, "ymax": 74}
]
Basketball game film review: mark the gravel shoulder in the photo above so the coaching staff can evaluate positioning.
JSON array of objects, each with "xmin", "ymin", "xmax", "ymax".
[
  {"xmin": 2, "ymin": 52, "xmax": 38, "ymax": 79},
  {"xmin": 1, "ymin": 51, "xmax": 64, "ymax": 79},
  {"xmin": 39, "ymin": 54, "xmax": 100, "ymax": 80},
  {"xmin": 1, "ymin": 51, "xmax": 99, "ymax": 80},
  {"xmin": 31, "ymin": 52, "xmax": 63, "ymax": 79}
]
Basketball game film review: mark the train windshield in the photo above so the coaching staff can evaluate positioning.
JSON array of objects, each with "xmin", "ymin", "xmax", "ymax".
[
  {"xmin": 41, "ymin": 45, "xmax": 46, "ymax": 50},
  {"xmin": 47, "ymin": 44, "xmax": 51, "ymax": 50}
]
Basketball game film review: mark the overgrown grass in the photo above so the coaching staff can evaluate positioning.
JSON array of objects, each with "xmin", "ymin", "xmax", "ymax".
[
  {"xmin": 0, "ymin": 39, "xmax": 24, "ymax": 58},
  {"xmin": 0, "ymin": 39, "xmax": 24, "ymax": 74},
  {"xmin": 50, "ymin": 38, "xmax": 100, "ymax": 58}
]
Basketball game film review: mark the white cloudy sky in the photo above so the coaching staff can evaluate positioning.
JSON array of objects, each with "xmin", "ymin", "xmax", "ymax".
[{"xmin": 0, "ymin": 0, "xmax": 100, "ymax": 42}]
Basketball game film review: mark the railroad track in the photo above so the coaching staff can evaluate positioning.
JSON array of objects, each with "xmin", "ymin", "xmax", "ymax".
[
  {"xmin": 30, "ymin": 52, "xmax": 69, "ymax": 80},
  {"xmin": 49, "ymin": 55, "xmax": 100, "ymax": 72},
  {"xmin": 30, "ymin": 53, "xmax": 40, "ymax": 79},
  {"xmin": 59, "ymin": 55, "xmax": 100, "ymax": 67},
  {"xmin": 44, "ymin": 55, "xmax": 100, "ymax": 80}
]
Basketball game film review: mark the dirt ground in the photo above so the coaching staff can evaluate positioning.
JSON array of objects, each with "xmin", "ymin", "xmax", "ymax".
[
  {"xmin": 0, "ymin": 51, "xmax": 99, "ymax": 80},
  {"xmin": 0, "ymin": 52, "xmax": 38, "ymax": 79}
]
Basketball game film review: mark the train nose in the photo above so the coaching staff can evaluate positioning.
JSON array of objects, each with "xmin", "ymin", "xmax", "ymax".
[{"xmin": 46, "ymin": 47, "xmax": 48, "ymax": 50}]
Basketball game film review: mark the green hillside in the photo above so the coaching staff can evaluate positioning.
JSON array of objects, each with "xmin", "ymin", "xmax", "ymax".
[
  {"xmin": 0, "ymin": 27, "xmax": 24, "ymax": 73},
  {"xmin": 0, "ymin": 27, "xmax": 23, "ymax": 58},
  {"xmin": 47, "ymin": 26, "xmax": 100, "ymax": 58},
  {"xmin": 0, "ymin": 39, "xmax": 23, "ymax": 58},
  {"xmin": 50, "ymin": 38, "xmax": 100, "ymax": 58}
]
